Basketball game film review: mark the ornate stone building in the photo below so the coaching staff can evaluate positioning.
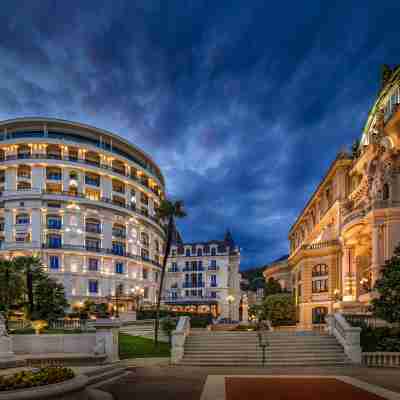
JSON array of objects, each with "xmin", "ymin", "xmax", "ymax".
[
  {"xmin": 0, "ymin": 118, "xmax": 166, "ymax": 313},
  {"xmin": 284, "ymin": 65, "xmax": 400, "ymax": 329},
  {"xmin": 162, "ymin": 231, "xmax": 242, "ymax": 320}
]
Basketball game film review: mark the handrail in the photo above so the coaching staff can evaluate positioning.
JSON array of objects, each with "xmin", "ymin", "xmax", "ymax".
[
  {"xmin": 171, "ymin": 316, "xmax": 191, "ymax": 363},
  {"xmin": 326, "ymin": 312, "xmax": 361, "ymax": 363}
]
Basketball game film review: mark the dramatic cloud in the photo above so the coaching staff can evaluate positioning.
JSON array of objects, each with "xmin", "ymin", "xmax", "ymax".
[{"xmin": 0, "ymin": 1, "xmax": 399, "ymax": 268}]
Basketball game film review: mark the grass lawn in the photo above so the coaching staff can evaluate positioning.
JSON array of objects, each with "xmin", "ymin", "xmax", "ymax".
[{"xmin": 119, "ymin": 334, "xmax": 171, "ymax": 359}]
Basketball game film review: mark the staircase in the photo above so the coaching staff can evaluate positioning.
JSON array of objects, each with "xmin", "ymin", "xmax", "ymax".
[
  {"xmin": 120, "ymin": 320, "xmax": 169, "ymax": 343},
  {"xmin": 178, "ymin": 330, "xmax": 352, "ymax": 366}
]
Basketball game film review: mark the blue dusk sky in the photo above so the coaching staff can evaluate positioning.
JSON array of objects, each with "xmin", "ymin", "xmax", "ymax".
[{"xmin": 0, "ymin": 1, "xmax": 399, "ymax": 269}]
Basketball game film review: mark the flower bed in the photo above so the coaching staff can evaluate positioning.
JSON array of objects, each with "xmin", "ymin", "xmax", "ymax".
[{"xmin": 0, "ymin": 367, "xmax": 74, "ymax": 392}]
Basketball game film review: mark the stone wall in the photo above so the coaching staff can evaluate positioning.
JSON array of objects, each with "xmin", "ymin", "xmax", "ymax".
[{"xmin": 12, "ymin": 334, "xmax": 96, "ymax": 355}]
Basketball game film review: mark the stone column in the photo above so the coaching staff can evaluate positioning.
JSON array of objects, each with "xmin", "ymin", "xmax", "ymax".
[
  {"xmin": 342, "ymin": 247, "xmax": 356, "ymax": 301},
  {"xmin": 4, "ymin": 209, "xmax": 13, "ymax": 243},
  {"xmin": 371, "ymin": 223, "xmax": 382, "ymax": 286},
  {"xmin": 31, "ymin": 166, "xmax": 45, "ymax": 192}
]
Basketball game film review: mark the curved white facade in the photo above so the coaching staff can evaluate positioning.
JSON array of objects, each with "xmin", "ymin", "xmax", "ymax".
[{"xmin": 0, "ymin": 118, "xmax": 166, "ymax": 312}]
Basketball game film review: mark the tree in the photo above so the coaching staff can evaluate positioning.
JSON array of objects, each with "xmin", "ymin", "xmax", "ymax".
[
  {"xmin": 264, "ymin": 277, "xmax": 282, "ymax": 298},
  {"xmin": 372, "ymin": 244, "xmax": 400, "ymax": 324},
  {"xmin": 33, "ymin": 275, "xmax": 68, "ymax": 320},
  {"xmin": 262, "ymin": 293, "xmax": 296, "ymax": 326},
  {"xmin": 0, "ymin": 259, "xmax": 25, "ymax": 314},
  {"xmin": 154, "ymin": 200, "xmax": 186, "ymax": 347},
  {"xmin": 13, "ymin": 256, "xmax": 43, "ymax": 317}
]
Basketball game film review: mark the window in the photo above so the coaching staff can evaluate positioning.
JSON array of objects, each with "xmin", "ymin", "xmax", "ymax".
[
  {"xmin": 88, "ymin": 258, "xmax": 99, "ymax": 272},
  {"xmin": 85, "ymin": 218, "xmax": 101, "ymax": 234},
  {"xmin": 47, "ymin": 234, "xmax": 61, "ymax": 249},
  {"xmin": 112, "ymin": 241, "xmax": 125, "ymax": 256},
  {"xmin": 46, "ymin": 167, "xmax": 62, "ymax": 180},
  {"xmin": 312, "ymin": 279, "xmax": 328, "ymax": 293},
  {"xmin": 112, "ymin": 179, "xmax": 125, "ymax": 194},
  {"xmin": 209, "ymin": 259, "xmax": 217, "ymax": 270},
  {"xmin": 171, "ymin": 262, "xmax": 178, "ymax": 272},
  {"xmin": 210, "ymin": 291, "xmax": 217, "ymax": 299},
  {"xmin": 16, "ymin": 214, "xmax": 30, "ymax": 225},
  {"xmin": 143, "ymin": 287, "xmax": 149, "ymax": 299},
  {"xmin": 312, "ymin": 307, "xmax": 328, "ymax": 324},
  {"xmin": 49, "ymin": 255, "xmax": 60, "ymax": 270},
  {"xmin": 113, "ymin": 224, "xmax": 126, "ymax": 238},
  {"xmin": 171, "ymin": 249, "xmax": 176, "ymax": 256},
  {"xmin": 115, "ymin": 262, "xmax": 124, "ymax": 274},
  {"xmin": 86, "ymin": 238, "xmax": 101, "ymax": 251},
  {"xmin": 47, "ymin": 215, "xmax": 62, "ymax": 229},
  {"xmin": 312, "ymin": 264, "xmax": 328, "ymax": 277},
  {"xmin": 211, "ymin": 247, "xmax": 216, "ymax": 256},
  {"xmin": 85, "ymin": 172, "xmax": 100, "ymax": 187},
  {"xmin": 197, "ymin": 248, "xmax": 202, "ymax": 256},
  {"xmin": 171, "ymin": 291, "xmax": 178, "ymax": 299},
  {"xmin": 142, "ymin": 269, "xmax": 148, "ymax": 279},
  {"xmin": 210, "ymin": 275, "xmax": 217, "ymax": 287},
  {"xmin": 383, "ymin": 183, "xmax": 390, "ymax": 200},
  {"xmin": 88, "ymin": 280, "xmax": 98, "ymax": 294},
  {"xmin": 185, "ymin": 248, "xmax": 190, "ymax": 256},
  {"xmin": 185, "ymin": 290, "xmax": 189, "ymax": 296}
]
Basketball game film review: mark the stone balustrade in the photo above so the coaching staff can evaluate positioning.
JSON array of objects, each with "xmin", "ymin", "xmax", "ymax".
[
  {"xmin": 326, "ymin": 312, "xmax": 362, "ymax": 363},
  {"xmin": 362, "ymin": 352, "xmax": 400, "ymax": 368},
  {"xmin": 171, "ymin": 316, "xmax": 191, "ymax": 363}
]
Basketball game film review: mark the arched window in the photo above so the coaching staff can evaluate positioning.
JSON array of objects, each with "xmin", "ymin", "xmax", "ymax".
[
  {"xmin": 312, "ymin": 307, "xmax": 328, "ymax": 324},
  {"xmin": 113, "ymin": 223, "xmax": 126, "ymax": 238}
]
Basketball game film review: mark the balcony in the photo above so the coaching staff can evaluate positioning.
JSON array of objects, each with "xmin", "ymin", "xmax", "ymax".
[
  {"xmin": 168, "ymin": 268, "xmax": 180, "ymax": 273},
  {"xmin": 40, "ymin": 243, "xmax": 162, "ymax": 268},
  {"xmin": 300, "ymin": 240, "xmax": 340, "ymax": 251},
  {"xmin": 0, "ymin": 152, "xmax": 161, "ymax": 198},
  {"xmin": 113, "ymin": 230, "xmax": 126, "ymax": 239},
  {"xmin": 162, "ymin": 295, "xmax": 217, "ymax": 304},
  {"xmin": 208, "ymin": 265, "xmax": 219, "ymax": 271},
  {"xmin": 85, "ymin": 177, "xmax": 100, "ymax": 187}
]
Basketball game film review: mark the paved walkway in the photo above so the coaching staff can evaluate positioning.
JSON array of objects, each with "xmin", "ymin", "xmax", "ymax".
[{"xmin": 99, "ymin": 365, "xmax": 400, "ymax": 400}]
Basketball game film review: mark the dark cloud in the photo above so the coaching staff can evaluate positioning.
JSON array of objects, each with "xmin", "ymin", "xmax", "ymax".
[{"xmin": 0, "ymin": 0, "xmax": 399, "ymax": 268}]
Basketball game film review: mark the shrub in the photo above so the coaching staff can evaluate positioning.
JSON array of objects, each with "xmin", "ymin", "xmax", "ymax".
[
  {"xmin": 360, "ymin": 326, "xmax": 400, "ymax": 352},
  {"xmin": 0, "ymin": 367, "xmax": 74, "ymax": 391}
]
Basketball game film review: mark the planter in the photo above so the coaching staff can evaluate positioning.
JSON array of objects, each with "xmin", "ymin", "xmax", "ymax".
[{"xmin": 0, "ymin": 375, "xmax": 89, "ymax": 400}]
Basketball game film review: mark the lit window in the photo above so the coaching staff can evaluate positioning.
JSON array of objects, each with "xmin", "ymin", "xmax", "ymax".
[
  {"xmin": 49, "ymin": 255, "xmax": 60, "ymax": 270},
  {"xmin": 115, "ymin": 262, "xmax": 124, "ymax": 274},
  {"xmin": 88, "ymin": 258, "xmax": 99, "ymax": 272},
  {"xmin": 16, "ymin": 214, "xmax": 30, "ymax": 225},
  {"xmin": 88, "ymin": 280, "xmax": 98, "ymax": 294}
]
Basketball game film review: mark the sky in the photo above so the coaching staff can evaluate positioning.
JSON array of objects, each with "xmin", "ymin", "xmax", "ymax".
[{"xmin": 1, "ymin": 1, "xmax": 400, "ymax": 270}]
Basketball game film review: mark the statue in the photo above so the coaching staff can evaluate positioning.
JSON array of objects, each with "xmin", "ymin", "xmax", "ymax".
[{"xmin": 0, "ymin": 313, "xmax": 16, "ymax": 364}]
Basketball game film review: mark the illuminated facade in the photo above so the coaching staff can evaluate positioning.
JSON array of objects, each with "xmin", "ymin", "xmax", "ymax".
[
  {"xmin": 0, "ymin": 118, "xmax": 166, "ymax": 312},
  {"xmin": 162, "ymin": 231, "xmax": 242, "ymax": 320},
  {"xmin": 286, "ymin": 65, "xmax": 400, "ymax": 329}
]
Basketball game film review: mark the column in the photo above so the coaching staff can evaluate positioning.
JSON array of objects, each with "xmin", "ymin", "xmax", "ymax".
[
  {"xmin": 31, "ymin": 166, "xmax": 45, "ymax": 192},
  {"xmin": 5, "ymin": 167, "xmax": 16, "ymax": 191},
  {"xmin": 342, "ymin": 246, "xmax": 356, "ymax": 301},
  {"xmin": 101, "ymin": 176, "xmax": 112, "ymax": 199},
  {"xmin": 31, "ymin": 208, "xmax": 41, "ymax": 246},
  {"xmin": 4, "ymin": 210, "xmax": 13, "ymax": 243},
  {"xmin": 371, "ymin": 223, "xmax": 382, "ymax": 286},
  {"xmin": 103, "ymin": 218, "xmax": 113, "ymax": 249}
]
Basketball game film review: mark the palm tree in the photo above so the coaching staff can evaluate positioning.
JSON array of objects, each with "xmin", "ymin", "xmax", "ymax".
[{"xmin": 154, "ymin": 199, "xmax": 186, "ymax": 346}]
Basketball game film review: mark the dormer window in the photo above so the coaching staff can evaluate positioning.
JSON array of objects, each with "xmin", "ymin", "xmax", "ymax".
[{"xmin": 211, "ymin": 247, "xmax": 216, "ymax": 256}]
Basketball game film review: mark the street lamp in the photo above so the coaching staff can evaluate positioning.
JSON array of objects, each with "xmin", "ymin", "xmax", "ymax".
[{"xmin": 226, "ymin": 295, "xmax": 235, "ymax": 323}]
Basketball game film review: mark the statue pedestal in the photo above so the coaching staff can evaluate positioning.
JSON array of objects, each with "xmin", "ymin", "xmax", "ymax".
[{"xmin": 0, "ymin": 336, "xmax": 17, "ymax": 367}]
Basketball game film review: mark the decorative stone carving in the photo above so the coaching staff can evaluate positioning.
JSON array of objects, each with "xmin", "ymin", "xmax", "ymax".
[{"xmin": 0, "ymin": 313, "xmax": 17, "ymax": 363}]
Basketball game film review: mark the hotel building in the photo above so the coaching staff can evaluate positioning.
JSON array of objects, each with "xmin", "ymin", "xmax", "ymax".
[
  {"xmin": 0, "ymin": 117, "xmax": 166, "ymax": 312},
  {"xmin": 269, "ymin": 65, "xmax": 400, "ymax": 329},
  {"xmin": 162, "ymin": 230, "xmax": 242, "ymax": 320}
]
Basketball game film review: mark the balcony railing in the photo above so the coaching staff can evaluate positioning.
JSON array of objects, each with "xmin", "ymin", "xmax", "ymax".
[
  {"xmin": 162, "ymin": 295, "xmax": 217, "ymax": 303},
  {"xmin": 40, "ymin": 243, "xmax": 162, "ymax": 268},
  {"xmin": 182, "ymin": 266, "xmax": 204, "ymax": 272},
  {"xmin": 86, "ymin": 225, "xmax": 102, "ymax": 234},
  {"xmin": 1, "ymin": 153, "xmax": 161, "ymax": 197},
  {"xmin": 300, "ymin": 240, "xmax": 340, "ymax": 251},
  {"xmin": 182, "ymin": 281, "xmax": 205, "ymax": 288}
]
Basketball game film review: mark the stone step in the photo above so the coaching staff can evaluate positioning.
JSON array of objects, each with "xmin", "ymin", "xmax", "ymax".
[
  {"xmin": 85, "ymin": 365, "xmax": 126, "ymax": 386},
  {"xmin": 178, "ymin": 360, "xmax": 351, "ymax": 366}
]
